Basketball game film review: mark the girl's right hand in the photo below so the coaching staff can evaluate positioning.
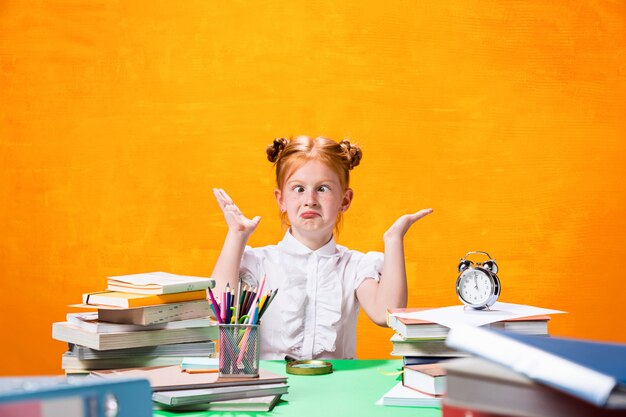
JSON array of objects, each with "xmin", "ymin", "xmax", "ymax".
[{"xmin": 213, "ymin": 188, "xmax": 261, "ymax": 237}]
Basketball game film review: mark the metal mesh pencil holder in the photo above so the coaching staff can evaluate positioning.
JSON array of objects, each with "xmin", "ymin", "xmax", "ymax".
[{"xmin": 218, "ymin": 324, "xmax": 260, "ymax": 378}]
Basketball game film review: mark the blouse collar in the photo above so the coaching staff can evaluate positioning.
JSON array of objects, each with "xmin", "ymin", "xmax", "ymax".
[{"xmin": 278, "ymin": 229, "xmax": 339, "ymax": 258}]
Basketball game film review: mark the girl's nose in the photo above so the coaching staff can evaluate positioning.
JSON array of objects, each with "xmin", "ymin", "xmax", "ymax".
[{"xmin": 304, "ymin": 190, "xmax": 319, "ymax": 207}]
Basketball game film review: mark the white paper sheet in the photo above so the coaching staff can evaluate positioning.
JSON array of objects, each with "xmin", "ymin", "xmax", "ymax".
[
  {"xmin": 392, "ymin": 302, "xmax": 565, "ymax": 328},
  {"xmin": 375, "ymin": 382, "xmax": 441, "ymax": 407}
]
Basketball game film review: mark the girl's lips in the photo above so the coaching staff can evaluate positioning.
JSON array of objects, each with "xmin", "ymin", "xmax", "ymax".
[{"xmin": 301, "ymin": 211, "xmax": 320, "ymax": 219}]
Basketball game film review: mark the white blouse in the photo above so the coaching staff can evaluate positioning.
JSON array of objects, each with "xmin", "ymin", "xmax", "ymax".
[{"xmin": 239, "ymin": 230, "xmax": 383, "ymax": 360}]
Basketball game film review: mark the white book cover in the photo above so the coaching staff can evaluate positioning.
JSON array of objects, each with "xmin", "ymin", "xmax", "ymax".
[{"xmin": 107, "ymin": 272, "xmax": 215, "ymax": 294}]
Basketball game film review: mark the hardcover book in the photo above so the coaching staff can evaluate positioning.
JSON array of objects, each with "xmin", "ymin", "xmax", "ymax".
[
  {"xmin": 387, "ymin": 308, "xmax": 550, "ymax": 340},
  {"xmin": 403, "ymin": 363, "xmax": 446, "ymax": 396},
  {"xmin": 81, "ymin": 289, "xmax": 207, "ymax": 308},
  {"xmin": 92, "ymin": 365, "xmax": 287, "ymax": 392},
  {"xmin": 107, "ymin": 272, "xmax": 215, "ymax": 295},
  {"xmin": 152, "ymin": 382, "xmax": 289, "ymax": 407},
  {"xmin": 442, "ymin": 402, "xmax": 530, "ymax": 417},
  {"xmin": 62, "ymin": 351, "xmax": 216, "ymax": 371},
  {"xmin": 390, "ymin": 334, "xmax": 468, "ymax": 357},
  {"xmin": 70, "ymin": 341, "xmax": 216, "ymax": 360},
  {"xmin": 66, "ymin": 312, "xmax": 212, "ymax": 333},
  {"xmin": 443, "ymin": 356, "xmax": 626, "ymax": 417},
  {"xmin": 98, "ymin": 300, "xmax": 211, "ymax": 325},
  {"xmin": 0, "ymin": 376, "xmax": 152, "ymax": 417},
  {"xmin": 52, "ymin": 321, "xmax": 218, "ymax": 350},
  {"xmin": 446, "ymin": 325, "xmax": 626, "ymax": 409},
  {"xmin": 154, "ymin": 394, "xmax": 283, "ymax": 412}
]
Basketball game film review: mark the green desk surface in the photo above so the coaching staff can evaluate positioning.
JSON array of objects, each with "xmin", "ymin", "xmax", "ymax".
[{"xmin": 154, "ymin": 359, "xmax": 442, "ymax": 417}]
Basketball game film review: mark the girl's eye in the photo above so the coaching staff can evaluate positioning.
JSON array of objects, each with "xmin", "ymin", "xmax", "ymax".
[
  {"xmin": 318, "ymin": 185, "xmax": 330, "ymax": 192},
  {"xmin": 293, "ymin": 186, "xmax": 305, "ymax": 193}
]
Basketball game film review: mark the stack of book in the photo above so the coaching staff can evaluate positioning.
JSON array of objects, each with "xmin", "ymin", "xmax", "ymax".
[
  {"xmin": 91, "ymin": 363, "xmax": 289, "ymax": 412},
  {"xmin": 377, "ymin": 362, "xmax": 445, "ymax": 408},
  {"xmin": 52, "ymin": 272, "xmax": 219, "ymax": 374},
  {"xmin": 382, "ymin": 305, "xmax": 554, "ymax": 409},
  {"xmin": 387, "ymin": 307, "xmax": 551, "ymax": 367},
  {"xmin": 442, "ymin": 325, "xmax": 626, "ymax": 417}
]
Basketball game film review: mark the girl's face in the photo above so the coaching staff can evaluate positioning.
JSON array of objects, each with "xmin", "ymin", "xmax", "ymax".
[{"xmin": 275, "ymin": 160, "xmax": 353, "ymax": 243}]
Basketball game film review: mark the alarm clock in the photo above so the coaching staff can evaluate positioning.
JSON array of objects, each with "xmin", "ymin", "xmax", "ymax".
[{"xmin": 456, "ymin": 251, "xmax": 500, "ymax": 310}]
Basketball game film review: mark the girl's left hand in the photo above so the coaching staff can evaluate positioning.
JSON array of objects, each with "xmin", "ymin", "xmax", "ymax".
[
  {"xmin": 383, "ymin": 209, "xmax": 433, "ymax": 241},
  {"xmin": 213, "ymin": 188, "xmax": 261, "ymax": 237}
]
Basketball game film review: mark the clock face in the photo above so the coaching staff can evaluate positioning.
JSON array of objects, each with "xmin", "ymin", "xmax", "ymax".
[{"xmin": 458, "ymin": 269, "xmax": 494, "ymax": 306}]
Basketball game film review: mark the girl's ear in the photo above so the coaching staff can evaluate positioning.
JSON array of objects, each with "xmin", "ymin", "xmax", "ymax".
[
  {"xmin": 274, "ymin": 188, "xmax": 286, "ymax": 212},
  {"xmin": 341, "ymin": 188, "xmax": 354, "ymax": 212}
]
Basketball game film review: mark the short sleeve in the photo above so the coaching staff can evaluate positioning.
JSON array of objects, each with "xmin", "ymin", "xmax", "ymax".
[
  {"xmin": 354, "ymin": 251, "xmax": 384, "ymax": 289},
  {"xmin": 239, "ymin": 245, "xmax": 261, "ymax": 287}
]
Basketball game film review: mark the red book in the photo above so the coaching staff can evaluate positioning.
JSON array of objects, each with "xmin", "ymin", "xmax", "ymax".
[{"xmin": 442, "ymin": 402, "xmax": 515, "ymax": 417}]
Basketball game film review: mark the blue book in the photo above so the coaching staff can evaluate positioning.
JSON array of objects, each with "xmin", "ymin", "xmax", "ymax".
[
  {"xmin": 0, "ymin": 376, "xmax": 152, "ymax": 417},
  {"xmin": 446, "ymin": 324, "xmax": 626, "ymax": 409}
]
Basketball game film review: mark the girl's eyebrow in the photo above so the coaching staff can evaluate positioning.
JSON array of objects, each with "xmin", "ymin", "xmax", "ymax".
[{"xmin": 287, "ymin": 178, "xmax": 339, "ymax": 185}]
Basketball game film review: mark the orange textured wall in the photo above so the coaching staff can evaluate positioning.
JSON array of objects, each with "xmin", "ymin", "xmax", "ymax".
[{"xmin": 1, "ymin": 1, "xmax": 625, "ymax": 375}]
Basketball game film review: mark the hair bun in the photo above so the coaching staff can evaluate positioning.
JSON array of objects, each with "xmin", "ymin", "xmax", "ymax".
[
  {"xmin": 267, "ymin": 138, "xmax": 289, "ymax": 163},
  {"xmin": 340, "ymin": 139, "xmax": 362, "ymax": 170}
]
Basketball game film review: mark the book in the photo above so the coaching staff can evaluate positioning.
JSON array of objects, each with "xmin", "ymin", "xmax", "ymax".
[
  {"xmin": 91, "ymin": 365, "xmax": 288, "ymax": 392},
  {"xmin": 387, "ymin": 308, "xmax": 550, "ymax": 340},
  {"xmin": 66, "ymin": 312, "xmax": 212, "ymax": 333},
  {"xmin": 387, "ymin": 308, "xmax": 449, "ymax": 339},
  {"xmin": 403, "ymin": 363, "xmax": 446, "ymax": 396},
  {"xmin": 181, "ymin": 357, "xmax": 219, "ymax": 371},
  {"xmin": 107, "ymin": 272, "xmax": 215, "ymax": 295},
  {"xmin": 98, "ymin": 300, "xmax": 210, "ymax": 325},
  {"xmin": 154, "ymin": 394, "xmax": 283, "ymax": 412},
  {"xmin": 62, "ymin": 351, "xmax": 205, "ymax": 371},
  {"xmin": 69, "ymin": 300, "xmax": 212, "ymax": 325},
  {"xmin": 403, "ymin": 356, "xmax": 459, "ymax": 366},
  {"xmin": 443, "ymin": 357, "xmax": 626, "ymax": 417},
  {"xmin": 152, "ymin": 382, "xmax": 289, "ymax": 407},
  {"xmin": 390, "ymin": 333, "xmax": 468, "ymax": 357},
  {"xmin": 446, "ymin": 325, "xmax": 626, "ymax": 409},
  {"xmin": 52, "ymin": 321, "xmax": 218, "ymax": 350},
  {"xmin": 443, "ymin": 402, "xmax": 626, "ymax": 417},
  {"xmin": 81, "ymin": 289, "xmax": 207, "ymax": 308},
  {"xmin": 70, "ymin": 341, "xmax": 215, "ymax": 360},
  {"xmin": 442, "ymin": 402, "xmax": 525, "ymax": 417},
  {"xmin": 377, "ymin": 381, "xmax": 441, "ymax": 408},
  {"xmin": 0, "ymin": 376, "xmax": 153, "ymax": 417}
]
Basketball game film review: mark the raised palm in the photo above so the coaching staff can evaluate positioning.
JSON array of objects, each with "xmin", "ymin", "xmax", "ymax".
[
  {"xmin": 213, "ymin": 188, "xmax": 261, "ymax": 236},
  {"xmin": 384, "ymin": 208, "xmax": 433, "ymax": 241}
]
